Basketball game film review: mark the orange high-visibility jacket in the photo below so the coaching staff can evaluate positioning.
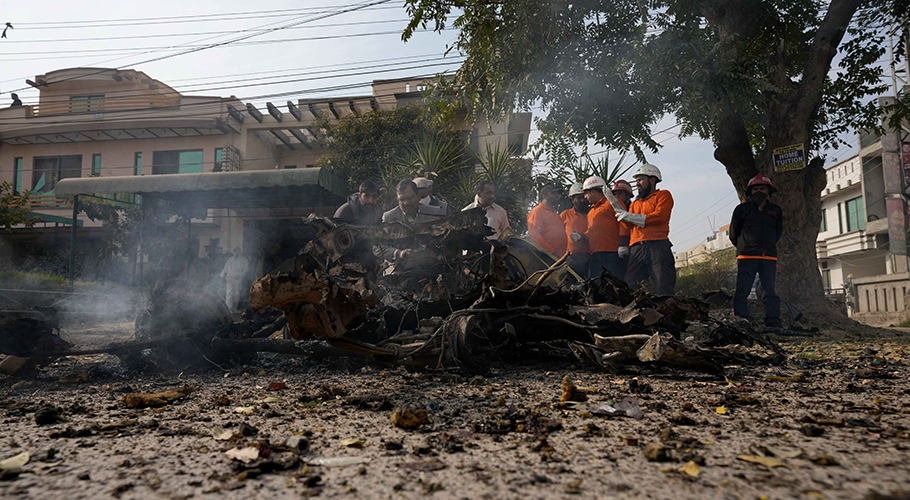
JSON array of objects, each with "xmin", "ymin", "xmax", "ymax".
[
  {"xmin": 527, "ymin": 202, "xmax": 567, "ymax": 256},
  {"xmin": 586, "ymin": 197, "xmax": 629, "ymax": 253},
  {"xmin": 624, "ymin": 189, "xmax": 673, "ymax": 245},
  {"xmin": 560, "ymin": 207, "xmax": 589, "ymax": 254}
]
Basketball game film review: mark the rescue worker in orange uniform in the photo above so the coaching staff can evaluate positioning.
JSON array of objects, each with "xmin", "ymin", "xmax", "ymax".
[
  {"xmin": 560, "ymin": 182, "xmax": 590, "ymax": 277},
  {"xmin": 527, "ymin": 184, "xmax": 567, "ymax": 257},
  {"xmin": 580, "ymin": 176, "xmax": 630, "ymax": 279},
  {"xmin": 610, "ymin": 179, "xmax": 635, "ymax": 280},
  {"xmin": 616, "ymin": 163, "xmax": 675, "ymax": 295}
]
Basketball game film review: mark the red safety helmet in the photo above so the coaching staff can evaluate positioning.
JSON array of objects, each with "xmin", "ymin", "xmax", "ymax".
[
  {"xmin": 611, "ymin": 180, "xmax": 634, "ymax": 196},
  {"xmin": 747, "ymin": 174, "xmax": 776, "ymax": 193}
]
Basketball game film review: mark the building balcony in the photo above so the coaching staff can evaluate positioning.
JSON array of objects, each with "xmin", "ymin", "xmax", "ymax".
[{"xmin": 817, "ymin": 229, "xmax": 879, "ymax": 258}]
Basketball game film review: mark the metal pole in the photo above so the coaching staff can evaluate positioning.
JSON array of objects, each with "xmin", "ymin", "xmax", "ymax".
[
  {"xmin": 138, "ymin": 199, "xmax": 145, "ymax": 287},
  {"xmin": 186, "ymin": 216, "xmax": 192, "ymax": 274},
  {"xmin": 68, "ymin": 195, "xmax": 79, "ymax": 290}
]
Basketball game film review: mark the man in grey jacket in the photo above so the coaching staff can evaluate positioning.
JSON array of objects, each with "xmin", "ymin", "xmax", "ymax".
[
  {"xmin": 375, "ymin": 180, "xmax": 444, "ymax": 262},
  {"xmin": 334, "ymin": 180, "xmax": 381, "ymax": 225}
]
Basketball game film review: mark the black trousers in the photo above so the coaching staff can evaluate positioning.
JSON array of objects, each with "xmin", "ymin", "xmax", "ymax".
[
  {"xmin": 626, "ymin": 240, "xmax": 676, "ymax": 295},
  {"xmin": 589, "ymin": 251, "xmax": 625, "ymax": 280},
  {"xmin": 566, "ymin": 252, "xmax": 590, "ymax": 279},
  {"xmin": 733, "ymin": 258, "xmax": 780, "ymax": 326}
]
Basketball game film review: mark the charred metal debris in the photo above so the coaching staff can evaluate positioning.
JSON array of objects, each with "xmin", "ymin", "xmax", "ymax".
[{"xmin": 1, "ymin": 208, "xmax": 786, "ymax": 376}]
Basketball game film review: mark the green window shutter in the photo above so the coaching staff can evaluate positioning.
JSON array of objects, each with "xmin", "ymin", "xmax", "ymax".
[
  {"xmin": 178, "ymin": 150, "xmax": 204, "ymax": 174},
  {"xmin": 13, "ymin": 158, "xmax": 22, "ymax": 195},
  {"xmin": 92, "ymin": 154, "xmax": 102, "ymax": 176}
]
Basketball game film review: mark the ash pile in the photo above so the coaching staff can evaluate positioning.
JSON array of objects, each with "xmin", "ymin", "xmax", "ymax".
[{"xmin": 0, "ymin": 208, "xmax": 785, "ymax": 376}]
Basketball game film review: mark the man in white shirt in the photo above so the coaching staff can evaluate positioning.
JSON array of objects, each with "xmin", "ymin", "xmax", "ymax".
[{"xmin": 461, "ymin": 180, "xmax": 510, "ymax": 239}]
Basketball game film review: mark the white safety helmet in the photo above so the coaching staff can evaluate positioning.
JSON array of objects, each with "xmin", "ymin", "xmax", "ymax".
[
  {"xmin": 633, "ymin": 163, "xmax": 662, "ymax": 181},
  {"xmin": 582, "ymin": 175, "xmax": 607, "ymax": 191},
  {"xmin": 568, "ymin": 182, "xmax": 585, "ymax": 197}
]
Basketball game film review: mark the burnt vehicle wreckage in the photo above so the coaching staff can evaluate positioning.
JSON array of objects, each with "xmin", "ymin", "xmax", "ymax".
[{"xmin": 1, "ymin": 208, "xmax": 790, "ymax": 376}]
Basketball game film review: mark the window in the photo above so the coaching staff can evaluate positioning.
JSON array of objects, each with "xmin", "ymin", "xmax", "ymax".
[
  {"xmin": 214, "ymin": 148, "xmax": 223, "ymax": 172},
  {"xmin": 821, "ymin": 270, "xmax": 831, "ymax": 289},
  {"xmin": 845, "ymin": 196, "xmax": 866, "ymax": 232},
  {"xmin": 92, "ymin": 154, "xmax": 102, "ymax": 176},
  {"xmin": 820, "ymin": 209, "xmax": 827, "ymax": 232},
  {"xmin": 69, "ymin": 95, "xmax": 104, "ymax": 113},
  {"xmin": 134, "ymin": 152, "xmax": 142, "ymax": 175},
  {"xmin": 32, "ymin": 155, "xmax": 82, "ymax": 194},
  {"xmin": 152, "ymin": 149, "xmax": 203, "ymax": 175},
  {"xmin": 12, "ymin": 158, "xmax": 22, "ymax": 195},
  {"xmin": 837, "ymin": 203, "xmax": 844, "ymax": 234},
  {"xmin": 283, "ymin": 165, "xmax": 297, "ymax": 169}
]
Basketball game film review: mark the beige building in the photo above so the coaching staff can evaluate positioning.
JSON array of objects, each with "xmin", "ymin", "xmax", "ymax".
[
  {"xmin": 674, "ymin": 224, "xmax": 733, "ymax": 269},
  {"xmin": 0, "ymin": 68, "xmax": 531, "ymax": 276}
]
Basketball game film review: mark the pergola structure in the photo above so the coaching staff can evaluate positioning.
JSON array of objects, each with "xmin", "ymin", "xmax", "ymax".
[{"xmin": 55, "ymin": 168, "xmax": 348, "ymax": 287}]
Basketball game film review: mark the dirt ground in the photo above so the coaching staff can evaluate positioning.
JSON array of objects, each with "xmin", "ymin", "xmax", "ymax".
[{"xmin": 2, "ymin": 325, "xmax": 910, "ymax": 499}]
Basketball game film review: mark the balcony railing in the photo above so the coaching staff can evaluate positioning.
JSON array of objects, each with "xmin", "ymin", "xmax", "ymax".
[
  {"xmin": 25, "ymin": 95, "xmax": 179, "ymax": 117},
  {"xmin": 22, "ymin": 193, "xmax": 72, "ymax": 209}
]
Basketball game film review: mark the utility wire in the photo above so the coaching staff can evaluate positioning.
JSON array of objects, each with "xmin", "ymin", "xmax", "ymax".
[
  {"xmin": 0, "ymin": 18, "xmax": 412, "ymax": 44},
  {"xmin": 0, "ymin": 27, "xmax": 453, "ymax": 58},
  {"xmin": 0, "ymin": 65, "xmax": 463, "ymax": 127},
  {"xmin": 10, "ymin": 5, "xmax": 400, "ymax": 29},
  {"xmin": 8, "ymin": 56, "xmax": 464, "ymax": 107},
  {"xmin": 0, "ymin": 0, "xmax": 393, "ymax": 97}
]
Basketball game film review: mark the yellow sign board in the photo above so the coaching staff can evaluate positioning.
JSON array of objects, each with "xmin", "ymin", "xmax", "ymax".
[{"xmin": 773, "ymin": 143, "xmax": 806, "ymax": 173}]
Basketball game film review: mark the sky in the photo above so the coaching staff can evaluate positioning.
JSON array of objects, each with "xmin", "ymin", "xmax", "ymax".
[{"xmin": 0, "ymin": 0, "xmax": 879, "ymax": 249}]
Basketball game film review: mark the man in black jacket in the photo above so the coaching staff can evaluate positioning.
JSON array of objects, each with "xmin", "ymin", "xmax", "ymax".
[
  {"xmin": 334, "ymin": 180, "xmax": 381, "ymax": 225},
  {"xmin": 729, "ymin": 174, "xmax": 783, "ymax": 327}
]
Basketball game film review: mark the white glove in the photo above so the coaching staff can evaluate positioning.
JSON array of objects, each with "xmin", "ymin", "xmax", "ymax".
[
  {"xmin": 570, "ymin": 231, "xmax": 584, "ymax": 242},
  {"xmin": 618, "ymin": 246, "xmax": 629, "ymax": 258},
  {"xmin": 616, "ymin": 210, "xmax": 646, "ymax": 228}
]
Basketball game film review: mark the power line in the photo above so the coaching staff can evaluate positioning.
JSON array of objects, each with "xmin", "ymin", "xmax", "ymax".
[
  {"xmin": 0, "ymin": 0, "xmax": 394, "ymax": 97},
  {"xmin": 0, "ymin": 64, "xmax": 463, "ymax": 127},
  {"xmin": 0, "ymin": 28, "xmax": 454, "ymax": 62},
  {"xmin": 0, "ymin": 18, "xmax": 412, "ymax": 44},
  {"xmin": 8, "ymin": 56, "xmax": 463, "ymax": 107},
  {"xmin": 10, "ymin": 5, "xmax": 400, "ymax": 29}
]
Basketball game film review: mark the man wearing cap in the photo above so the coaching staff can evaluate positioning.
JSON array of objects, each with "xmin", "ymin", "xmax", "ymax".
[
  {"xmin": 560, "ymin": 182, "xmax": 591, "ymax": 277},
  {"xmin": 616, "ymin": 164, "xmax": 675, "ymax": 295},
  {"xmin": 462, "ymin": 180, "xmax": 510, "ymax": 240},
  {"xmin": 729, "ymin": 174, "xmax": 783, "ymax": 327},
  {"xmin": 527, "ymin": 184, "xmax": 567, "ymax": 257},
  {"xmin": 413, "ymin": 177, "xmax": 449, "ymax": 216},
  {"xmin": 580, "ymin": 176, "xmax": 630, "ymax": 279},
  {"xmin": 334, "ymin": 180, "xmax": 382, "ymax": 225}
]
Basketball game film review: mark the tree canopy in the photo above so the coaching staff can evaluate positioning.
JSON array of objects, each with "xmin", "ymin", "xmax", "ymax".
[{"xmin": 402, "ymin": 0, "xmax": 909, "ymax": 312}]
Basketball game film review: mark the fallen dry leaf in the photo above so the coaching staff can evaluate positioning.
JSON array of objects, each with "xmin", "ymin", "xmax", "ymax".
[
  {"xmin": 0, "ymin": 452, "xmax": 29, "ymax": 471},
  {"xmin": 254, "ymin": 396, "xmax": 281, "ymax": 404},
  {"xmin": 341, "ymin": 439, "xmax": 365, "ymax": 448},
  {"xmin": 122, "ymin": 386, "xmax": 195, "ymax": 408},
  {"xmin": 737, "ymin": 454, "xmax": 789, "ymax": 468},
  {"xmin": 234, "ymin": 406, "xmax": 255, "ymax": 415},
  {"xmin": 308, "ymin": 456, "xmax": 368, "ymax": 467},
  {"xmin": 679, "ymin": 461, "xmax": 700, "ymax": 477},
  {"xmin": 212, "ymin": 428, "xmax": 234, "ymax": 441},
  {"xmin": 716, "ymin": 405, "xmax": 727, "ymax": 415},
  {"xmin": 225, "ymin": 447, "xmax": 260, "ymax": 463},
  {"xmin": 390, "ymin": 407, "xmax": 428, "ymax": 429}
]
